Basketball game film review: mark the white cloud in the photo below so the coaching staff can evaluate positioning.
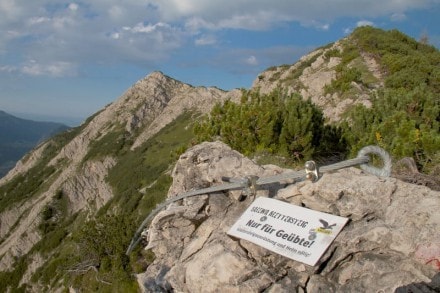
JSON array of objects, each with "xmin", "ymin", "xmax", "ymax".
[
  {"xmin": 0, "ymin": 1, "xmax": 185, "ymax": 75},
  {"xmin": 68, "ymin": 3, "xmax": 79, "ymax": 12},
  {"xmin": 148, "ymin": 0, "xmax": 436, "ymax": 30},
  {"xmin": 116, "ymin": 21, "xmax": 183, "ymax": 47},
  {"xmin": 206, "ymin": 45, "xmax": 312, "ymax": 75},
  {"xmin": 185, "ymin": 17, "xmax": 217, "ymax": 33},
  {"xmin": 342, "ymin": 19, "xmax": 374, "ymax": 35},
  {"xmin": 0, "ymin": 0, "xmax": 438, "ymax": 78},
  {"xmin": 245, "ymin": 55, "xmax": 258, "ymax": 66},
  {"xmin": 217, "ymin": 12, "xmax": 276, "ymax": 30},
  {"xmin": 108, "ymin": 5, "xmax": 125, "ymax": 20},
  {"xmin": 106, "ymin": 21, "xmax": 185, "ymax": 63},
  {"xmin": 195, "ymin": 34, "xmax": 217, "ymax": 46},
  {"xmin": 110, "ymin": 32, "xmax": 120, "ymax": 39},
  {"xmin": 390, "ymin": 12, "xmax": 407, "ymax": 21},
  {"xmin": 0, "ymin": 65, "xmax": 17, "ymax": 73},
  {"xmin": 0, "ymin": 0, "xmax": 22, "ymax": 22},
  {"xmin": 320, "ymin": 24, "xmax": 330, "ymax": 31},
  {"xmin": 127, "ymin": 22, "xmax": 169, "ymax": 34},
  {"xmin": 21, "ymin": 60, "xmax": 77, "ymax": 77},
  {"xmin": 28, "ymin": 17, "xmax": 50, "ymax": 25},
  {"xmin": 357, "ymin": 20, "xmax": 375, "ymax": 27},
  {"xmin": 307, "ymin": 21, "xmax": 331, "ymax": 31}
]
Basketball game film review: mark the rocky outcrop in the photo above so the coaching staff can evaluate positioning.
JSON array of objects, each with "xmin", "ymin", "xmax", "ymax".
[
  {"xmin": 62, "ymin": 157, "xmax": 116, "ymax": 213},
  {"xmin": 137, "ymin": 141, "xmax": 440, "ymax": 292},
  {"xmin": 251, "ymin": 40, "xmax": 379, "ymax": 123},
  {"xmin": 130, "ymin": 72, "xmax": 241, "ymax": 149},
  {"xmin": 0, "ymin": 141, "xmax": 49, "ymax": 185}
]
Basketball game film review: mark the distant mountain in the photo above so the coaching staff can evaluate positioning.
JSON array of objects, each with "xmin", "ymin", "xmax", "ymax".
[{"xmin": 0, "ymin": 110, "xmax": 69, "ymax": 177}]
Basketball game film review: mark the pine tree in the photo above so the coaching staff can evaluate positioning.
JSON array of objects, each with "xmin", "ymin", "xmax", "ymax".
[{"xmin": 279, "ymin": 94, "xmax": 324, "ymax": 160}]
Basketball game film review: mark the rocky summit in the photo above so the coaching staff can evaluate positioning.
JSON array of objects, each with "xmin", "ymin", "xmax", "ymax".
[
  {"xmin": 137, "ymin": 141, "xmax": 440, "ymax": 292},
  {"xmin": 0, "ymin": 71, "xmax": 240, "ymax": 291}
]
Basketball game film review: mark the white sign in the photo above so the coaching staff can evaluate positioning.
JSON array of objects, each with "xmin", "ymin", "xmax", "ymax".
[{"xmin": 227, "ymin": 197, "xmax": 348, "ymax": 266}]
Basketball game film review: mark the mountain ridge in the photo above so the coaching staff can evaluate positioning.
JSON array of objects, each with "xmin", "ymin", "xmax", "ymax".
[
  {"xmin": 0, "ymin": 27, "xmax": 439, "ymax": 292},
  {"xmin": 0, "ymin": 71, "xmax": 241, "ymax": 280},
  {"xmin": 251, "ymin": 40, "xmax": 375, "ymax": 122}
]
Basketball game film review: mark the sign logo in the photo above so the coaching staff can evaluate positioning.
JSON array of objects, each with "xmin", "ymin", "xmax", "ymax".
[
  {"xmin": 312, "ymin": 219, "xmax": 337, "ymax": 235},
  {"xmin": 227, "ymin": 197, "xmax": 348, "ymax": 266}
]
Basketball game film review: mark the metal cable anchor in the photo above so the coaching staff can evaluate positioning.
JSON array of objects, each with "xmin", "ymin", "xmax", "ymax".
[
  {"xmin": 305, "ymin": 161, "xmax": 319, "ymax": 182},
  {"xmin": 126, "ymin": 145, "xmax": 392, "ymax": 255},
  {"xmin": 222, "ymin": 175, "xmax": 259, "ymax": 200},
  {"xmin": 357, "ymin": 145, "xmax": 392, "ymax": 177}
]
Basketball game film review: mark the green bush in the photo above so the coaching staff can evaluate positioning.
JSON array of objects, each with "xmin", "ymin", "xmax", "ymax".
[
  {"xmin": 342, "ymin": 85, "xmax": 439, "ymax": 172},
  {"xmin": 351, "ymin": 26, "xmax": 440, "ymax": 94},
  {"xmin": 325, "ymin": 67, "xmax": 362, "ymax": 94},
  {"xmin": 82, "ymin": 125, "xmax": 131, "ymax": 163},
  {"xmin": 70, "ymin": 214, "xmax": 136, "ymax": 291},
  {"xmin": 0, "ymin": 255, "xmax": 29, "ymax": 292},
  {"xmin": 278, "ymin": 94, "xmax": 324, "ymax": 159},
  {"xmin": 282, "ymin": 52, "xmax": 321, "ymax": 83},
  {"xmin": 195, "ymin": 90, "xmax": 346, "ymax": 162},
  {"xmin": 19, "ymin": 112, "xmax": 195, "ymax": 292},
  {"xmin": 328, "ymin": 26, "xmax": 440, "ymax": 172},
  {"xmin": 38, "ymin": 189, "xmax": 69, "ymax": 235},
  {"xmin": 0, "ymin": 165, "xmax": 56, "ymax": 212},
  {"xmin": 324, "ymin": 48, "xmax": 341, "ymax": 60},
  {"xmin": 105, "ymin": 112, "xmax": 194, "ymax": 215}
]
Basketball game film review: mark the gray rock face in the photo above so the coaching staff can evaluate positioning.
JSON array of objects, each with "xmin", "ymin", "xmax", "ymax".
[
  {"xmin": 251, "ymin": 40, "xmax": 379, "ymax": 123},
  {"xmin": 137, "ymin": 141, "xmax": 440, "ymax": 292},
  {"xmin": 0, "ymin": 71, "xmax": 239, "ymax": 275}
]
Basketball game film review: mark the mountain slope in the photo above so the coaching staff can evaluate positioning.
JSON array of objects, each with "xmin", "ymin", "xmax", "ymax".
[
  {"xmin": 0, "ymin": 111, "xmax": 68, "ymax": 178},
  {"xmin": 248, "ymin": 26, "xmax": 439, "ymax": 172},
  {"xmin": 0, "ymin": 72, "xmax": 240, "ymax": 291},
  {"xmin": 252, "ymin": 26, "xmax": 439, "ymax": 124},
  {"xmin": 0, "ymin": 28, "xmax": 438, "ymax": 292}
]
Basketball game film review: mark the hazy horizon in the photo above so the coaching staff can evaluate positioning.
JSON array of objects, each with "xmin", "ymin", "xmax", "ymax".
[{"xmin": 3, "ymin": 109, "xmax": 83, "ymax": 127}]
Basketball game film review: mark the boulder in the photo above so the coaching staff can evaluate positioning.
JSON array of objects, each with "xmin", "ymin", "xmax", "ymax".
[{"xmin": 137, "ymin": 141, "xmax": 440, "ymax": 292}]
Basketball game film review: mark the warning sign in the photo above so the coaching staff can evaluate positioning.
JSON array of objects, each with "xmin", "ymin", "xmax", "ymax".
[{"xmin": 227, "ymin": 197, "xmax": 348, "ymax": 266}]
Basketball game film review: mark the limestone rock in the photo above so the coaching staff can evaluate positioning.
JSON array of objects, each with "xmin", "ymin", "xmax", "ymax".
[
  {"xmin": 251, "ymin": 40, "xmax": 382, "ymax": 123},
  {"xmin": 0, "ymin": 71, "xmax": 237, "ymax": 274},
  {"xmin": 137, "ymin": 141, "xmax": 440, "ymax": 292}
]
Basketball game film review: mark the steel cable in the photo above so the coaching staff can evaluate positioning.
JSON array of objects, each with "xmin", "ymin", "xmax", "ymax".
[{"xmin": 126, "ymin": 145, "xmax": 391, "ymax": 255}]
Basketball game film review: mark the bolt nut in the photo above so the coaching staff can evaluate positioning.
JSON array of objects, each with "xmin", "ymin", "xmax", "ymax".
[
  {"xmin": 306, "ymin": 173, "xmax": 316, "ymax": 181},
  {"xmin": 305, "ymin": 161, "xmax": 316, "ymax": 170}
]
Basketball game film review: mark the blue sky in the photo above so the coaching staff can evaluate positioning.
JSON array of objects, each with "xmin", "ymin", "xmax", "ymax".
[{"xmin": 1, "ymin": 0, "xmax": 439, "ymax": 126}]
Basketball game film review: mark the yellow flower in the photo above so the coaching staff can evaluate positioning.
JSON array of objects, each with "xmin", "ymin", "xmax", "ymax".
[
  {"xmin": 375, "ymin": 131, "xmax": 382, "ymax": 142},
  {"xmin": 413, "ymin": 129, "xmax": 420, "ymax": 143}
]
